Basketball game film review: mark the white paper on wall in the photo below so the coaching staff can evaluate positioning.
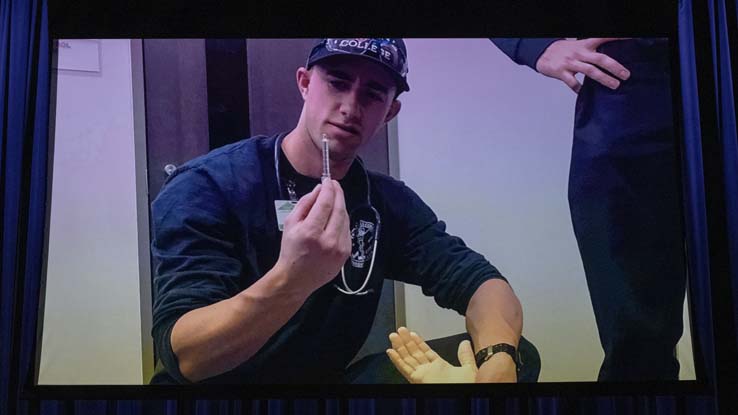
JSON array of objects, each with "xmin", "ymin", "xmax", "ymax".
[{"xmin": 53, "ymin": 39, "xmax": 101, "ymax": 73}]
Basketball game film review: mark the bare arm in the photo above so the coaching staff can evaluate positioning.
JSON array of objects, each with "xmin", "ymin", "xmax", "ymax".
[
  {"xmin": 171, "ymin": 180, "xmax": 351, "ymax": 382},
  {"xmin": 465, "ymin": 278, "xmax": 523, "ymax": 382},
  {"xmin": 171, "ymin": 265, "xmax": 307, "ymax": 382}
]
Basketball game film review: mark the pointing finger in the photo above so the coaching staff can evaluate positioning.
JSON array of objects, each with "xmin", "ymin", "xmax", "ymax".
[
  {"xmin": 305, "ymin": 179, "xmax": 335, "ymax": 230},
  {"xmin": 324, "ymin": 180, "xmax": 349, "ymax": 241}
]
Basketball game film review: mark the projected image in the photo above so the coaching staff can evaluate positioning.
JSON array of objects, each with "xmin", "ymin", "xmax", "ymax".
[{"xmin": 37, "ymin": 38, "xmax": 695, "ymax": 385}]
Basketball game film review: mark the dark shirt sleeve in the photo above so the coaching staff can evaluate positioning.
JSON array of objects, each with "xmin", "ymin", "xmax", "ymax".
[
  {"xmin": 388, "ymin": 183, "xmax": 508, "ymax": 316},
  {"xmin": 149, "ymin": 166, "xmax": 243, "ymax": 384},
  {"xmin": 489, "ymin": 38, "xmax": 563, "ymax": 70}
]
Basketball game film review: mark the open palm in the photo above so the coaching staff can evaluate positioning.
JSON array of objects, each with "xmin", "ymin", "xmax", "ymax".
[{"xmin": 386, "ymin": 327, "xmax": 477, "ymax": 384}]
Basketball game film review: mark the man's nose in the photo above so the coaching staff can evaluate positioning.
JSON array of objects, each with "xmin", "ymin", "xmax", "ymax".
[{"xmin": 339, "ymin": 89, "xmax": 362, "ymax": 122}]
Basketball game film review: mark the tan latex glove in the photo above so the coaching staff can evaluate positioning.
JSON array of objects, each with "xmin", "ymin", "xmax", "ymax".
[{"xmin": 386, "ymin": 327, "xmax": 477, "ymax": 384}]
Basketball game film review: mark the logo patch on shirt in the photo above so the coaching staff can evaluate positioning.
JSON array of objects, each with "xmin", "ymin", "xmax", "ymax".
[{"xmin": 350, "ymin": 219, "xmax": 375, "ymax": 268}]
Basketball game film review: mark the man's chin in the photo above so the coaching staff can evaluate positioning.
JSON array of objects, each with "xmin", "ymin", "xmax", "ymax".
[
  {"xmin": 329, "ymin": 138, "xmax": 361, "ymax": 156},
  {"xmin": 331, "ymin": 150, "xmax": 358, "ymax": 164}
]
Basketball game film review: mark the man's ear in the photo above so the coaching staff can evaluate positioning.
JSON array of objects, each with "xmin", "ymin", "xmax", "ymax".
[
  {"xmin": 296, "ymin": 67, "xmax": 311, "ymax": 100},
  {"xmin": 384, "ymin": 99, "xmax": 402, "ymax": 123}
]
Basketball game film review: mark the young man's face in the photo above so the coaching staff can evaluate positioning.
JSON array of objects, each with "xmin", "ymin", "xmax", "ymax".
[{"xmin": 298, "ymin": 55, "xmax": 401, "ymax": 163}]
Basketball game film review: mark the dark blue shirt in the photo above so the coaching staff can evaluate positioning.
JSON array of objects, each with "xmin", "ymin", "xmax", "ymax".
[
  {"xmin": 489, "ymin": 38, "xmax": 561, "ymax": 69},
  {"xmin": 150, "ymin": 133, "xmax": 506, "ymax": 384}
]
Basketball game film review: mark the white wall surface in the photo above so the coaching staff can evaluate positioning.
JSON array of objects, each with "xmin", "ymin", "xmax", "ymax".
[
  {"xmin": 38, "ymin": 39, "xmax": 144, "ymax": 384},
  {"xmin": 396, "ymin": 38, "xmax": 695, "ymax": 382}
]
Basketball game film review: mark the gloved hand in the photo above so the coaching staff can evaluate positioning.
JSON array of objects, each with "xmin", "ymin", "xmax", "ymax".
[{"xmin": 386, "ymin": 327, "xmax": 477, "ymax": 383}]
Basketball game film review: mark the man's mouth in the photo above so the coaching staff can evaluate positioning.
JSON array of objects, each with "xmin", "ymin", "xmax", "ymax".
[{"xmin": 329, "ymin": 122, "xmax": 360, "ymax": 135}]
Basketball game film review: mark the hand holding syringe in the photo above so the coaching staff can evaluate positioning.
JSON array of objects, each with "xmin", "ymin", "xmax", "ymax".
[{"xmin": 274, "ymin": 132, "xmax": 350, "ymax": 294}]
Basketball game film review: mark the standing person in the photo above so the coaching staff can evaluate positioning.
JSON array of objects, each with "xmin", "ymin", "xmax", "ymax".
[
  {"xmin": 490, "ymin": 38, "xmax": 686, "ymax": 381},
  {"xmin": 149, "ymin": 38, "xmax": 529, "ymax": 384}
]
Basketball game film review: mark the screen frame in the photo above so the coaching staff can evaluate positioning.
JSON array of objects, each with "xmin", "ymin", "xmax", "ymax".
[{"xmin": 25, "ymin": 0, "xmax": 726, "ymax": 400}]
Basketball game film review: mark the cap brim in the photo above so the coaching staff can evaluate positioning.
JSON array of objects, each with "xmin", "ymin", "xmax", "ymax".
[{"xmin": 307, "ymin": 50, "xmax": 409, "ymax": 93}]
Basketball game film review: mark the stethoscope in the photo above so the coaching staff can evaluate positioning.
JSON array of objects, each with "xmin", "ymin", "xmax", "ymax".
[{"xmin": 274, "ymin": 134, "xmax": 381, "ymax": 296}]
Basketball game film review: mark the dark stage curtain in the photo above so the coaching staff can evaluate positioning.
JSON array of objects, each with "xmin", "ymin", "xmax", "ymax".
[
  {"xmin": 1, "ymin": 0, "xmax": 735, "ymax": 414},
  {"xmin": 1, "ymin": 0, "xmax": 50, "ymax": 414}
]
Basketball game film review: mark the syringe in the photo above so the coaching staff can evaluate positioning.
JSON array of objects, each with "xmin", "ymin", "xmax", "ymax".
[{"xmin": 321, "ymin": 134, "xmax": 331, "ymax": 182}]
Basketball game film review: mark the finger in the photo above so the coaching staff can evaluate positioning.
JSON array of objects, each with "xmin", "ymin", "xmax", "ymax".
[
  {"xmin": 390, "ymin": 327, "xmax": 420, "ymax": 367},
  {"xmin": 410, "ymin": 331, "xmax": 439, "ymax": 362},
  {"xmin": 397, "ymin": 328, "xmax": 429, "ymax": 365},
  {"xmin": 582, "ymin": 37, "xmax": 630, "ymax": 49},
  {"xmin": 304, "ymin": 179, "xmax": 335, "ymax": 229},
  {"xmin": 397, "ymin": 328, "xmax": 418, "ymax": 353},
  {"xmin": 386, "ymin": 349, "xmax": 416, "ymax": 382},
  {"xmin": 323, "ymin": 180, "xmax": 350, "ymax": 241},
  {"xmin": 286, "ymin": 183, "xmax": 321, "ymax": 224},
  {"xmin": 584, "ymin": 51, "xmax": 630, "ymax": 80},
  {"xmin": 559, "ymin": 71, "xmax": 582, "ymax": 94},
  {"xmin": 457, "ymin": 340, "xmax": 477, "ymax": 369},
  {"xmin": 403, "ymin": 334, "xmax": 430, "ymax": 365},
  {"xmin": 389, "ymin": 332, "xmax": 421, "ymax": 368},
  {"xmin": 571, "ymin": 61, "xmax": 620, "ymax": 90},
  {"xmin": 397, "ymin": 326, "xmax": 412, "ymax": 339}
]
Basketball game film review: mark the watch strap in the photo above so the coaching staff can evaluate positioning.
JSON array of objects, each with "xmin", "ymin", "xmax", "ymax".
[{"xmin": 475, "ymin": 343, "xmax": 521, "ymax": 371}]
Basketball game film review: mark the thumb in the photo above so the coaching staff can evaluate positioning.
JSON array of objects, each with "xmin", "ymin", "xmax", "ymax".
[{"xmin": 458, "ymin": 340, "xmax": 477, "ymax": 370}]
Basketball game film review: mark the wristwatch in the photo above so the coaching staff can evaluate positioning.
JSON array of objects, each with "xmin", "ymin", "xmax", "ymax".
[{"xmin": 475, "ymin": 343, "xmax": 521, "ymax": 372}]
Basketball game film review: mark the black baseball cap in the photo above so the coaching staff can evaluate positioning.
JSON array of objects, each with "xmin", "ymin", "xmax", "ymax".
[{"xmin": 306, "ymin": 38, "xmax": 410, "ymax": 94}]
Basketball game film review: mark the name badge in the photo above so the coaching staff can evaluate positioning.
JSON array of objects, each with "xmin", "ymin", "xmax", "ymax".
[{"xmin": 274, "ymin": 200, "xmax": 297, "ymax": 231}]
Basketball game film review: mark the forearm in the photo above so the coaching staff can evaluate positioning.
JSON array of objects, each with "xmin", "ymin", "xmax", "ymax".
[
  {"xmin": 465, "ymin": 278, "xmax": 522, "ymax": 347},
  {"xmin": 170, "ymin": 264, "xmax": 308, "ymax": 382},
  {"xmin": 465, "ymin": 278, "xmax": 522, "ymax": 382}
]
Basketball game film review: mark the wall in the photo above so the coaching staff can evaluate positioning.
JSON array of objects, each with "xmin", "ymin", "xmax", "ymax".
[{"xmin": 38, "ymin": 39, "xmax": 145, "ymax": 384}]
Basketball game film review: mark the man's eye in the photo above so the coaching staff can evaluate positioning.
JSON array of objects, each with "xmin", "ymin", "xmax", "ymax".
[
  {"xmin": 330, "ymin": 80, "xmax": 348, "ymax": 89},
  {"xmin": 367, "ymin": 91, "xmax": 386, "ymax": 102}
]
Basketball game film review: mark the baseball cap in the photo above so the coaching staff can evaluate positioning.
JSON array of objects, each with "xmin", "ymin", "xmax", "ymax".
[{"xmin": 306, "ymin": 38, "xmax": 410, "ymax": 94}]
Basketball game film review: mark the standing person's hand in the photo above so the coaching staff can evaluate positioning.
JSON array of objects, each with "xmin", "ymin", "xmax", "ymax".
[
  {"xmin": 535, "ymin": 38, "xmax": 631, "ymax": 93},
  {"xmin": 276, "ymin": 179, "xmax": 351, "ymax": 295}
]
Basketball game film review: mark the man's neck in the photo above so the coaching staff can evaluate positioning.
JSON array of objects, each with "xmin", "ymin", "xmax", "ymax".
[{"xmin": 282, "ymin": 127, "xmax": 352, "ymax": 180}]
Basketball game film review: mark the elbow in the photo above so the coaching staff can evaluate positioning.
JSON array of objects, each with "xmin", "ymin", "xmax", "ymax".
[
  {"xmin": 176, "ymin": 355, "xmax": 201, "ymax": 383},
  {"xmin": 170, "ymin": 320, "xmax": 208, "ymax": 383}
]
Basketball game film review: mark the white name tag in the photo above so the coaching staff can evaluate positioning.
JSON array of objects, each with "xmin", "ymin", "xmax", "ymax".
[{"xmin": 274, "ymin": 200, "xmax": 297, "ymax": 231}]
